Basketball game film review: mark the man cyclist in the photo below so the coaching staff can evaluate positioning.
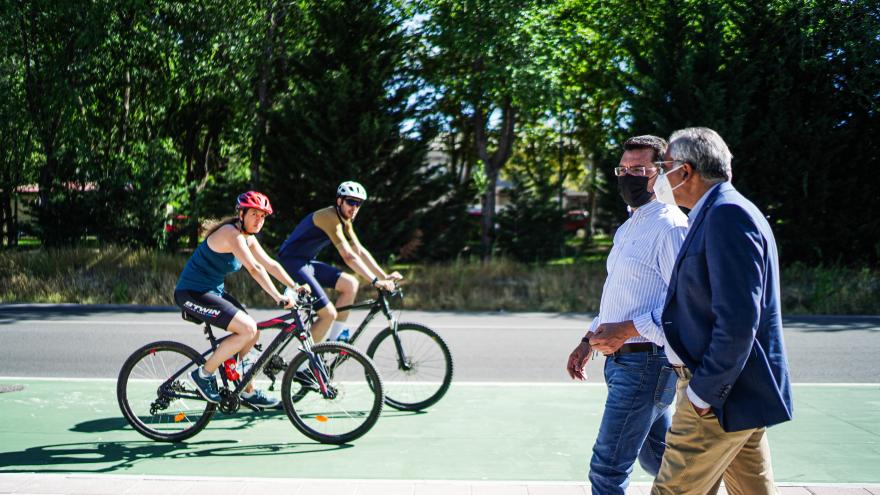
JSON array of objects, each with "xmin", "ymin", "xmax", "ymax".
[
  {"xmin": 174, "ymin": 191, "xmax": 309, "ymax": 409},
  {"xmin": 277, "ymin": 181, "xmax": 400, "ymax": 347}
]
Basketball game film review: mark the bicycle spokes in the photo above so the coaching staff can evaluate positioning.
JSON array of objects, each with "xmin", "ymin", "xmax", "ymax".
[
  {"xmin": 366, "ymin": 323, "xmax": 453, "ymax": 411},
  {"xmin": 281, "ymin": 342, "xmax": 384, "ymax": 444},
  {"xmin": 118, "ymin": 342, "xmax": 216, "ymax": 442}
]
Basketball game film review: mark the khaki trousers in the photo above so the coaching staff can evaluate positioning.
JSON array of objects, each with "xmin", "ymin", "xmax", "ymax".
[{"xmin": 651, "ymin": 372, "xmax": 778, "ymax": 495}]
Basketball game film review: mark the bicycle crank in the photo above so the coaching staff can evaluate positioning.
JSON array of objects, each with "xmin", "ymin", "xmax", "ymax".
[{"xmin": 218, "ymin": 389, "xmax": 240, "ymax": 414}]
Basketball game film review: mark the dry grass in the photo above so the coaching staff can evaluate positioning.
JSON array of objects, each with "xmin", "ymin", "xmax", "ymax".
[
  {"xmin": 400, "ymin": 258, "xmax": 605, "ymax": 312},
  {"xmin": 1, "ymin": 247, "xmax": 877, "ymax": 314},
  {"xmin": 780, "ymin": 262, "xmax": 880, "ymax": 315},
  {"xmin": 0, "ymin": 247, "xmax": 185, "ymax": 305}
]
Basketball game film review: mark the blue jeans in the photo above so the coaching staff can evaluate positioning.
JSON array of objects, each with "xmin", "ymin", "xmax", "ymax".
[{"xmin": 588, "ymin": 348, "xmax": 677, "ymax": 495}]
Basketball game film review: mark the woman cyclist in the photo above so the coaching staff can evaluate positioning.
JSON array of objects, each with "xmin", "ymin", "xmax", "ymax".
[{"xmin": 174, "ymin": 191, "xmax": 309, "ymax": 409}]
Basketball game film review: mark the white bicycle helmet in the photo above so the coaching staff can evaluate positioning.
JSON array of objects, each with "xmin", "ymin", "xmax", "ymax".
[{"xmin": 336, "ymin": 181, "xmax": 368, "ymax": 201}]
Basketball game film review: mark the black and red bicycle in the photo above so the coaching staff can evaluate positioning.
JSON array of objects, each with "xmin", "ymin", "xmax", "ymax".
[{"xmin": 116, "ymin": 294, "xmax": 384, "ymax": 444}]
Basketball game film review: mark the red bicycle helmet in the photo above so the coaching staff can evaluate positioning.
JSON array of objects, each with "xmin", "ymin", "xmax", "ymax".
[{"xmin": 236, "ymin": 191, "xmax": 273, "ymax": 215}]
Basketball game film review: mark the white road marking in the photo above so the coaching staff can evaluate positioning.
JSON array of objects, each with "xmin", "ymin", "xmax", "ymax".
[
  {"xmin": 0, "ymin": 376, "xmax": 877, "ymax": 387},
  {"xmin": 2, "ymin": 320, "xmax": 587, "ymax": 330}
]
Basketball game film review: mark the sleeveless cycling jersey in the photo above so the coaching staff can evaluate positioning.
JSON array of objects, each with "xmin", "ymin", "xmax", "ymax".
[
  {"xmin": 175, "ymin": 239, "xmax": 243, "ymax": 294},
  {"xmin": 278, "ymin": 206, "xmax": 360, "ymax": 261}
]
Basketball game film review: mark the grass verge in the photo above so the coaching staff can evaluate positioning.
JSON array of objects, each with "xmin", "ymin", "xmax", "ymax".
[{"xmin": 0, "ymin": 247, "xmax": 877, "ymax": 314}]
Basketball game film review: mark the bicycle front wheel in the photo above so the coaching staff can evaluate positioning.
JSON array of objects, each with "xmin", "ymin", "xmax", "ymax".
[
  {"xmin": 117, "ymin": 341, "xmax": 216, "ymax": 442},
  {"xmin": 366, "ymin": 322, "xmax": 453, "ymax": 411},
  {"xmin": 281, "ymin": 342, "xmax": 384, "ymax": 444}
]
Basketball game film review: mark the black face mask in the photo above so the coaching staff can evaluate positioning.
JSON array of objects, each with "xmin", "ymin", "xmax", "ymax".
[{"xmin": 617, "ymin": 175, "xmax": 652, "ymax": 208}]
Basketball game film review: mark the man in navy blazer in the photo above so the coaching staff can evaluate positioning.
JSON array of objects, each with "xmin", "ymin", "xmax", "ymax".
[{"xmin": 649, "ymin": 127, "xmax": 793, "ymax": 495}]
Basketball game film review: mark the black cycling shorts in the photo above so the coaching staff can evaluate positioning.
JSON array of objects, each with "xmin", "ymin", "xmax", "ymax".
[{"xmin": 174, "ymin": 290, "xmax": 247, "ymax": 330}]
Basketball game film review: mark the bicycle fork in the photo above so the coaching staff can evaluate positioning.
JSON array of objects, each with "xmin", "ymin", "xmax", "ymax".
[
  {"xmin": 387, "ymin": 316, "xmax": 413, "ymax": 372},
  {"xmin": 300, "ymin": 339, "xmax": 336, "ymax": 399}
]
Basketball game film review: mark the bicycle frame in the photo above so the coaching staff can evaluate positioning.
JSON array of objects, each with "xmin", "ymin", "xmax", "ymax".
[
  {"xmin": 159, "ymin": 299, "xmax": 332, "ymax": 405},
  {"xmin": 336, "ymin": 289, "xmax": 412, "ymax": 371}
]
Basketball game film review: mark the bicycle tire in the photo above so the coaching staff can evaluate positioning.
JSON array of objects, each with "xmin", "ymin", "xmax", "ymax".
[
  {"xmin": 365, "ymin": 322, "xmax": 453, "ymax": 411},
  {"xmin": 280, "ymin": 341, "xmax": 383, "ymax": 444},
  {"xmin": 117, "ymin": 341, "xmax": 216, "ymax": 442}
]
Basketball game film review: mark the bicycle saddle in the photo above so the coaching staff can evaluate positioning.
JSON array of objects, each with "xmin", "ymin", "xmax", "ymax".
[{"xmin": 180, "ymin": 311, "xmax": 204, "ymax": 325}]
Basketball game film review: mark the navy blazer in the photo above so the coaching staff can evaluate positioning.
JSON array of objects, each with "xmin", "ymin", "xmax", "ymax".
[{"xmin": 662, "ymin": 182, "xmax": 793, "ymax": 432}]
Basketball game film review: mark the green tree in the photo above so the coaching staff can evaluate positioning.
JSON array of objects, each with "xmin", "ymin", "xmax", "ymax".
[
  {"xmin": 158, "ymin": 2, "xmax": 260, "ymax": 246},
  {"xmin": 618, "ymin": 0, "xmax": 880, "ymax": 264},
  {"xmin": 5, "ymin": 0, "xmax": 256, "ymax": 247},
  {"xmin": 420, "ymin": 0, "xmax": 557, "ymax": 260},
  {"xmin": 497, "ymin": 122, "xmax": 580, "ymax": 261},
  {"xmin": 11, "ymin": 1, "xmax": 100, "ymax": 245},
  {"xmin": 0, "ymin": 10, "xmax": 36, "ymax": 246},
  {"xmin": 264, "ymin": 0, "xmax": 442, "ymax": 261},
  {"xmin": 545, "ymin": 0, "xmax": 633, "ymax": 234}
]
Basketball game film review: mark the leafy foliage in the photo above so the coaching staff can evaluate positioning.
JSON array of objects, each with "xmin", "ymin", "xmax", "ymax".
[
  {"xmin": 0, "ymin": 0, "xmax": 876, "ymax": 267},
  {"xmin": 263, "ymin": 0, "xmax": 442, "ymax": 261},
  {"xmin": 614, "ymin": 0, "xmax": 880, "ymax": 264}
]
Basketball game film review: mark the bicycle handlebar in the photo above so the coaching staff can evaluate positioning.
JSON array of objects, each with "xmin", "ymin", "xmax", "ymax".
[
  {"xmin": 376, "ymin": 283, "xmax": 402, "ymax": 297},
  {"xmin": 295, "ymin": 292, "xmax": 320, "ymax": 308}
]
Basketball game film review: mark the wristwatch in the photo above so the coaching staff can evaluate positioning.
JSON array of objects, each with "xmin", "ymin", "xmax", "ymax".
[{"xmin": 371, "ymin": 276, "xmax": 379, "ymax": 287}]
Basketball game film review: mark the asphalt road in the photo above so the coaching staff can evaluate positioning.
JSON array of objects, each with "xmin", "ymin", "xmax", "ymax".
[{"xmin": 1, "ymin": 305, "xmax": 877, "ymax": 382}]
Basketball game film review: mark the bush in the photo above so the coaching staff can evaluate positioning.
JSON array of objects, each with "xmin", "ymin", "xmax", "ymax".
[{"xmin": 496, "ymin": 186, "xmax": 566, "ymax": 262}]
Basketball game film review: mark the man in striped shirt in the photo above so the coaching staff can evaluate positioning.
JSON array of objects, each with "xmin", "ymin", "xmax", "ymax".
[{"xmin": 566, "ymin": 135, "xmax": 688, "ymax": 495}]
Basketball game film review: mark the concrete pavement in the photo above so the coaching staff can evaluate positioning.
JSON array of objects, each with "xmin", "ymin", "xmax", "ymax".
[{"xmin": 2, "ymin": 473, "xmax": 880, "ymax": 494}]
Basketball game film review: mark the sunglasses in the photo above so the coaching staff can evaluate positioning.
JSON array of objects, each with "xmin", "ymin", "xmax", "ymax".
[{"xmin": 343, "ymin": 198, "xmax": 363, "ymax": 207}]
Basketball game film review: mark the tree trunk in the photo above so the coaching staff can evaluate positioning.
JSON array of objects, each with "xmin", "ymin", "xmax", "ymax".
[
  {"xmin": 184, "ymin": 114, "xmax": 200, "ymax": 247},
  {"xmin": 480, "ymin": 168, "xmax": 499, "ymax": 261},
  {"xmin": 557, "ymin": 117, "xmax": 565, "ymax": 210},
  {"xmin": 473, "ymin": 94, "xmax": 516, "ymax": 262},
  {"xmin": 120, "ymin": 67, "xmax": 130, "ymax": 155},
  {"xmin": 7, "ymin": 190, "xmax": 17, "ymax": 246},
  {"xmin": 250, "ymin": 1, "xmax": 283, "ymax": 191},
  {"xmin": 20, "ymin": 11, "xmax": 63, "ymax": 244},
  {"xmin": 187, "ymin": 123, "xmax": 218, "ymax": 247},
  {"xmin": 0, "ymin": 191, "xmax": 6, "ymax": 247},
  {"xmin": 586, "ymin": 153, "xmax": 599, "ymax": 237},
  {"xmin": 37, "ymin": 146, "xmax": 56, "ymax": 216}
]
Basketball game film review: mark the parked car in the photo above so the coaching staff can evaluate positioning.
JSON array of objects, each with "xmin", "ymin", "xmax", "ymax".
[{"xmin": 563, "ymin": 210, "xmax": 590, "ymax": 233}]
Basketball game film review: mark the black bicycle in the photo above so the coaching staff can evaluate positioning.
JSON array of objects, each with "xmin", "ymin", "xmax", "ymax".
[
  {"xmin": 116, "ymin": 294, "xmax": 384, "ymax": 444},
  {"xmin": 318, "ymin": 286, "xmax": 453, "ymax": 411}
]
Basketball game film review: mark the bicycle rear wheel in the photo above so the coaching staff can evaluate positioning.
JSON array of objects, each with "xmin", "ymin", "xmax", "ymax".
[
  {"xmin": 117, "ymin": 341, "xmax": 215, "ymax": 442},
  {"xmin": 366, "ymin": 322, "xmax": 453, "ymax": 411},
  {"xmin": 281, "ymin": 342, "xmax": 383, "ymax": 444}
]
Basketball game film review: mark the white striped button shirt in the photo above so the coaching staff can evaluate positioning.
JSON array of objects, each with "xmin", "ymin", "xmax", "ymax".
[{"xmin": 588, "ymin": 199, "xmax": 688, "ymax": 361}]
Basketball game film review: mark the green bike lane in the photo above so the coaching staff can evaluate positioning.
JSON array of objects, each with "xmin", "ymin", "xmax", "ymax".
[{"xmin": 1, "ymin": 378, "xmax": 879, "ymax": 484}]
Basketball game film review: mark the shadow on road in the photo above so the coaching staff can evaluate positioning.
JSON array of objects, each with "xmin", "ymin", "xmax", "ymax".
[
  {"xmin": 0, "ymin": 439, "xmax": 351, "ymax": 474},
  {"xmin": 70, "ymin": 409, "xmax": 300, "ymax": 436},
  {"xmin": 784, "ymin": 316, "xmax": 880, "ymax": 333},
  {"xmin": 0, "ymin": 305, "xmax": 178, "ymax": 325},
  {"xmin": 71, "ymin": 407, "xmax": 425, "ymax": 438}
]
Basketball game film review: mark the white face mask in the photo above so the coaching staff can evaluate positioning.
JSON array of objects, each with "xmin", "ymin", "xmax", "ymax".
[{"xmin": 653, "ymin": 164, "xmax": 685, "ymax": 206}]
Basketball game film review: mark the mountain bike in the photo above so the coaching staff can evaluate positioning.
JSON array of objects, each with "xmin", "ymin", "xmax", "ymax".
[
  {"xmin": 310, "ymin": 286, "xmax": 453, "ymax": 411},
  {"xmin": 116, "ymin": 294, "xmax": 384, "ymax": 444}
]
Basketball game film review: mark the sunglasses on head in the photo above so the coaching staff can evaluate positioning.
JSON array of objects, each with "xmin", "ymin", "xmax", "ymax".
[{"xmin": 343, "ymin": 198, "xmax": 363, "ymax": 207}]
